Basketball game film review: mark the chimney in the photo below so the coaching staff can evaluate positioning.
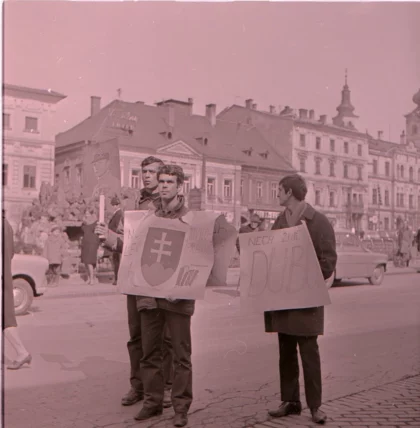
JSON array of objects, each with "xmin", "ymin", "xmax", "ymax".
[
  {"xmin": 269, "ymin": 105, "xmax": 276, "ymax": 114},
  {"xmin": 378, "ymin": 130, "xmax": 383, "ymax": 140},
  {"xmin": 252, "ymin": 103, "xmax": 258, "ymax": 110},
  {"xmin": 90, "ymin": 96, "xmax": 101, "ymax": 117},
  {"xmin": 188, "ymin": 97, "xmax": 193, "ymax": 115},
  {"xmin": 319, "ymin": 114, "xmax": 327, "ymax": 124},
  {"xmin": 168, "ymin": 104, "xmax": 175, "ymax": 128},
  {"xmin": 299, "ymin": 109, "xmax": 308, "ymax": 119},
  {"xmin": 309, "ymin": 109, "xmax": 315, "ymax": 120},
  {"xmin": 245, "ymin": 99, "xmax": 253, "ymax": 109},
  {"xmin": 400, "ymin": 130, "xmax": 406, "ymax": 145},
  {"xmin": 206, "ymin": 104, "xmax": 216, "ymax": 127}
]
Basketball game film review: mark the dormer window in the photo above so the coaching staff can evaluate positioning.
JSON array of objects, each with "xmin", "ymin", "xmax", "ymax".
[
  {"xmin": 243, "ymin": 147, "xmax": 253, "ymax": 156},
  {"xmin": 259, "ymin": 151, "xmax": 269, "ymax": 159},
  {"xmin": 195, "ymin": 137, "xmax": 208, "ymax": 145}
]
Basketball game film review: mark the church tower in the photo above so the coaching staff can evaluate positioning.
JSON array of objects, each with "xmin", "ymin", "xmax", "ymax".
[
  {"xmin": 404, "ymin": 88, "xmax": 420, "ymax": 148},
  {"xmin": 332, "ymin": 69, "xmax": 359, "ymax": 130}
]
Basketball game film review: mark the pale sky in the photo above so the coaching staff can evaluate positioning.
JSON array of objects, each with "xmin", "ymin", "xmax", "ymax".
[{"xmin": 4, "ymin": 2, "xmax": 420, "ymax": 142}]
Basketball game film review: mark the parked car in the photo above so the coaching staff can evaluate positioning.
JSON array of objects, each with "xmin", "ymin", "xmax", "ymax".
[
  {"xmin": 330, "ymin": 232, "xmax": 388, "ymax": 287},
  {"xmin": 11, "ymin": 253, "xmax": 49, "ymax": 315}
]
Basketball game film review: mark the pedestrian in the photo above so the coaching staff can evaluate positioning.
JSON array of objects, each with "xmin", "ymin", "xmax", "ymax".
[
  {"xmin": 3, "ymin": 213, "xmax": 32, "ymax": 370},
  {"xmin": 96, "ymin": 164, "xmax": 231, "ymax": 427},
  {"xmin": 416, "ymin": 228, "xmax": 420, "ymax": 253},
  {"xmin": 43, "ymin": 224, "xmax": 67, "ymax": 287},
  {"xmin": 397, "ymin": 222, "xmax": 412, "ymax": 267},
  {"xmin": 236, "ymin": 213, "xmax": 262, "ymax": 253},
  {"xmin": 266, "ymin": 174, "xmax": 337, "ymax": 425},
  {"xmin": 108, "ymin": 196, "xmax": 123, "ymax": 285},
  {"xmin": 81, "ymin": 207, "xmax": 100, "ymax": 285}
]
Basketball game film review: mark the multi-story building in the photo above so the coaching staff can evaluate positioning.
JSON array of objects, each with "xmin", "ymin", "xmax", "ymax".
[
  {"xmin": 55, "ymin": 96, "xmax": 294, "ymax": 228},
  {"xmin": 218, "ymin": 75, "xmax": 370, "ymax": 231},
  {"xmin": 2, "ymin": 83, "xmax": 66, "ymax": 231}
]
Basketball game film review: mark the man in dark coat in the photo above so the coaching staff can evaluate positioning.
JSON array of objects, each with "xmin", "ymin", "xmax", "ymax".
[
  {"xmin": 266, "ymin": 174, "xmax": 337, "ymax": 424},
  {"xmin": 236, "ymin": 213, "xmax": 262, "ymax": 253},
  {"xmin": 108, "ymin": 196, "xmax": 123, "ymax": 285}
]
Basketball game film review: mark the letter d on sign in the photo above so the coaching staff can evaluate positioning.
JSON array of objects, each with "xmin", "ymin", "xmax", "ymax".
[{"xmin": 248, "ymin": 250, "xmax": 268, "ymax": 297}]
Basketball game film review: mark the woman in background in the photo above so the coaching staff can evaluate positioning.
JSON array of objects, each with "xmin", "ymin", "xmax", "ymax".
[
  {"xmin": 81, "ymin": 207, "xmax": 100, "ymax": 285},
  {"xmin": 3, "ymin": 213, "xmax": 32, "ymax": 370}
]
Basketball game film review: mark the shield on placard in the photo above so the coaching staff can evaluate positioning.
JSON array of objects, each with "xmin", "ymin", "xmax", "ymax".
[{"xmin": 141, "ymin": 227, "xmax": 186, "ymax": 287}]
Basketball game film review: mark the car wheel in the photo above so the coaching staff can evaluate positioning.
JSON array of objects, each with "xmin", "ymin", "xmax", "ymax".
[
  {"xmin": 368, "ymin": 265, "xmax": 385, "ymax": 285},
  {"xmin": 13, "ymin": 278, "xmax": 34, "ymax": 316}
]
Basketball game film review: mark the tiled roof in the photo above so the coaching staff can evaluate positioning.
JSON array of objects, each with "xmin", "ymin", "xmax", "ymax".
[
  {"xmin": 3, "ymin": 83, "xmax": 66, "ymax": 100},
  {"xmin": 55, "ymin": 99, "xmax": 295, "ymax": 172}
]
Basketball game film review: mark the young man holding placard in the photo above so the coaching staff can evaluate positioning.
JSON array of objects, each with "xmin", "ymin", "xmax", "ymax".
[{"xmin": 266, "ymin": 174, "xmax": 337, "ymax": 425}]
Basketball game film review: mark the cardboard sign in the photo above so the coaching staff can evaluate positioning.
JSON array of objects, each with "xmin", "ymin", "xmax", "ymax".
[
  {"xmin": 239, "ymin": 223, "xmax": 331, "ymax": 312},
  {"xmin": 117, "ymin": 211, "xmax": 237, "ymax": 299}
]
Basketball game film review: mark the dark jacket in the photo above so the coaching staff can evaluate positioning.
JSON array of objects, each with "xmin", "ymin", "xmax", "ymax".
[
  {"xmin": 264, "ymin": 204, "xmax": 337, "ymax": 336},
  {"xmin": 236, "ymin": 224, "xmax": 259, "ymax": 253},
  {"xmin": 108, "ymin": 208, "xmax": 123, "ymax": 233}
]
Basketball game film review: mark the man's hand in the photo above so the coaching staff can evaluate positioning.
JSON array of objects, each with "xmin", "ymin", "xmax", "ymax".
[{"xmin": 94, "ymin": 223, "xmax": 109, "ymax": 238}]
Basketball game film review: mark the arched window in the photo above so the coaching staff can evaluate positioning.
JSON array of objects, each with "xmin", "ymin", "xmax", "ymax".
[
  {"xmin": 400, "ymin": 165, "xmax": 404, "ymax": 179},
  {"xmin": 409, "ymin": 166, "xmax": 414, "ymax": 181},
  {"xmin": 412, "ymin": 124, "xmax": 418, "ymax": 135}
]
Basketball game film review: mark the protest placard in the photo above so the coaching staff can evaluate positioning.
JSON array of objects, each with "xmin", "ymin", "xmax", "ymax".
[
  {"xmin": 117, "ymin": 211, "xmax": 237, "ymax": 299},
  {"xmin": 239, "ymin": 222, "xmax": 331, "ymax": 312}
]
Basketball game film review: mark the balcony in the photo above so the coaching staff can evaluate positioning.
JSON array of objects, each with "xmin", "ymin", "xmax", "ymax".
[{"xmin": 344, "ymin": 201, "xmax": 364, "ymax": 214}]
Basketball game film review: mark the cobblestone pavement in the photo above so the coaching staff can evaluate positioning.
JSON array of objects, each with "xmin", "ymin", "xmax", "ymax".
[{"xmin": 250, "ymin": 374, "xmax": 420, "ymax": 428}]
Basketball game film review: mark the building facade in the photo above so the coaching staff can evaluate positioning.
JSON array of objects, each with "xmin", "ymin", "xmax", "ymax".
[{"xmin": 2, "ymin": 84, "xmax": 66, "ymax": 230}]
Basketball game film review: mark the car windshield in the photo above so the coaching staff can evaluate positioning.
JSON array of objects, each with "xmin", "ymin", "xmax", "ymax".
[{"xmin": 335, "ymin": 232, "xmax": 367, "ymax": 251}]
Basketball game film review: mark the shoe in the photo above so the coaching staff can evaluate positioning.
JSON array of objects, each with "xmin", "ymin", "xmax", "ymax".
[
  {"xmin": 268, "ymin": 401, "xmax": 302, "ymax": 418},
  {"xmin": 112, "ymin": 280, "xmax": 117, "ymax": 285},
  {"xmin": 311, "ymin": 408, "xmax": 327, "ymax": 424},
  {"xmin": 173, "ymin": 413, "xmax": 188, "ymax": 427},
  {"xmin": 7, "ymin": 354, "xmax": 32, "ymax": 370},
  {"xmin": 134, "ymin": 406, "xmax": 163, "ymax": 421},
  {"xmin": 163, "ymin": 389, "xmax": 172, "ymax": 408},
  {"xmin": 121, "ymin": 388, "xmax": 144, "ymax": 406}
]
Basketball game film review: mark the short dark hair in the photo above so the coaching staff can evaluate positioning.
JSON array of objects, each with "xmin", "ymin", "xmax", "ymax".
[
  {"xmin": 141, "ymin": 156, "xmax": 164, "ymax": 168},
  {"xmin": 157, "ymin": 164, "xmax": 185, "ymax": 186},
  {"xmin": 279, "ymin": 174, "xmax": 307, "ymax": 201}
]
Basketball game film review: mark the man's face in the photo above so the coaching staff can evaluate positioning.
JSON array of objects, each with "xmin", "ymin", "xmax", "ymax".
[
  {"xmin": 277, "ymin": 184, "xmax": 291, "ymax": 207},
  {"xmin": 158, "ymin": 174, "xmax": 180, "ymax": 201},
  {"xmin": 142, "ymin": 162, "xmax": 161, "ymax": 190},
  {"xmin": 93, "ymin": 159, "xmax": 109, "ymax": 178}
]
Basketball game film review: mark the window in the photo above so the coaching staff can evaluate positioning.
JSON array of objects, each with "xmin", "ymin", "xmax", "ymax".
[
  {"xmin": 384, "ymin": 189, "xmax": 389, "ymax": 206},
  {"xmin": 384, "ymin": 217, "xmax": 389, "ymax": 231},
  {"xmin": 3, "ymin": 164, "xmax": 8, "ymax": 186},
  {"xmin": 400, "ymin": 165, "xmax": 404, "ymax": 179},
  {"xmin": 257, "ymin": 181, "xmax": 263, "ymax": 198},
  {"xmin": 343, "ymin": 164, "xmax": 348, "ymax": 178},
  {"xmin": 418, "ymin": 196, "xmax": 420, "ymax": 211},
  {"xmin": 183, "ymin": 176, "xmax": 191, "ymax": 195},
  {"xmin": 3, "ymin": 113, "xmax": 11, "ymax": 129},
  {"xmin": 413, "ymin": 124, "xmax": 418, "ymax": 135},
  {"xmin": 299, "ymin": 134, "xmax": 306, "ymax": 147},
  {"xmin": 358, "ymin": 194, "xmax": 363, "ymax": 205},
  {"xmin": 271, "ymin": 182, "xmax": 277, "ymax": 199},
  {"xmin": 418, "ymin": 168, "xmax": 420, "ymax": 182},
  {"xmin": 343, "ymin": 141, "xmax": 349, "ymax": 154},
  {"xmin": 330, "ymin": 139, "xmax": 335, "ymax": 152},
  {"xmin": 223, "ymin": 179, "xmax": 232, "ymax": 199},
  {"xmin": 372, "ymin": 188, "xmax": 378, "ymax": 205},
  {"xmin": 329, "ymin": 161, "xmax": 335, "ymax": 177},
  {"xmin": 315, "ymin": 158, "xmax": 321, "ymax": 175},
  {"xmin": 357, "ymin": 144, "xmax": 362, "ymax": 156},
  {"xmin": 409, "ymin": 195, "xmax": 414, "ymax": 209},
  {"xmin": 409, "ymin": 167, "xmax": 414, "ymax": 182},
  {"xmin": 299, "ymin": 157, "xmax": 306, "ymax": 173},
  {"xmin": 23, "ymin": 165, "xmax": 36, "ymax": 189},
  {"xmin": 63, "ymin": 166, "xmax": 70, "ymax": 186},
  {"xmin": 329, "ymin": 191, "xmax": 335, "ymax": 207},
  {"xmin": 131, "ymin": 169, "xmax": 141, "ymax": 188},
  {"xmin": 357, "ymin": 165, "xmax": 363, "ymax": 180},
  {"xmin": 315, "ymin": 190, "xmax": 321, "ymax": 205},
  {"xmin": 315, "ymin": 137, "xmax": 321, "ymax": 150},
  {"xmin": 372, "ymin": 159, "xmax": 378, "ymax": 175},
  {"xmin": 24, "ymin": 116, "xmax": 38, "ymax": 132},
  {"xmin": 385, "ymin": 162, "xmax": 390, "ymax": 177},
  {"xmin": 240, "ymin": 179, "xmax": 244, "ymax": 197},
  {"xmin": 76, "ymin": 164, "xmax": 83, "ymax": 185},
  {"xmin": 207, "ymin": 177, "xmax": 215, "ymax": 196},
  {"xmin": 401, "ymin": 194, "xmax": 405, "ymax": 207}
]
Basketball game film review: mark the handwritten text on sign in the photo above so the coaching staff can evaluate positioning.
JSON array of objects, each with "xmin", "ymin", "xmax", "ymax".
[
  {"xmin": 239, "ymin": 223, "xmax": 331, "ymax": 312},
  {"xmin": 117, "ymin": 211, "xmax": 236, "ymax": 300}
]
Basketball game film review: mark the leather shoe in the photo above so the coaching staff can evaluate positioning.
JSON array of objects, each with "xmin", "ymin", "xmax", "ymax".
[
  {"xmin": 121, "ymin": 388, "xmax": 144, "ymax": 406},
  {"xmin": 134, "ymin": 406, "xmax": 163, "ymax": 421},
  {"xmin": 268, "ymin": 401, "xmax": 302, "ymax": 418},
  {"xmin": 163, "ymin": 389, "xmax": 172, "ymax": 408},
  {"xmin": 311, "ymin": 408, "xmax": 327, "ymax": 424},
  {"xmin": 7, "ymin": 354, "xmax": 32, "ymax": 370},
  {"xmin": 173, "ymin": 413, "xmax": 188, "ymax": 427}
]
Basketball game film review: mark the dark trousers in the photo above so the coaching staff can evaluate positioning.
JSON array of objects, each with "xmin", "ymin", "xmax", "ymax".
[
  {"xmin": 127, "ymin": 295, "xmax": 144, "ymax": 393},
  {"xmin": 47, "ymin": 263, "xmax": 61, "ymax": 286},
  {"xmin": 163, "ymin": 324, "xmax": 174, "ymax": 391},
  {"xmin": 278, "ymin": 333, "xmax": 322, "ymax": 409},
  {"xmin": 112, "ymin": 252, "xmax": 121, "ymax": 280},
  {"xmin": 140, "ymin": 309, "xmax": 192, "ymax": 414}
]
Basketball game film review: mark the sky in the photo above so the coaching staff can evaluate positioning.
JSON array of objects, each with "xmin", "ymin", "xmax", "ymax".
[{"xmin": 3, "ymin": 1, "xmax": 420, "ymax": 142}]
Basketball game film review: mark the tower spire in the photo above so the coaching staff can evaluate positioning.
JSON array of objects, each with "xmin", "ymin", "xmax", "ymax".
[
  {"xmin": 332, "ymin": 70, "xmax": 358, "ymax": 129},
  {"xmin": 345, "ymin": 68, "xmax": 348, "ymax": 86}
]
